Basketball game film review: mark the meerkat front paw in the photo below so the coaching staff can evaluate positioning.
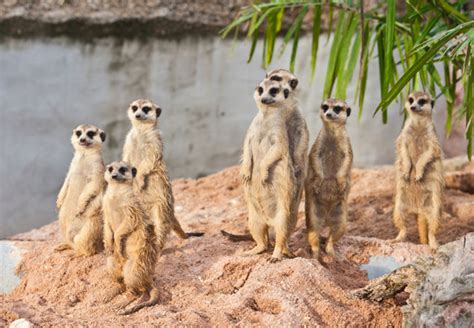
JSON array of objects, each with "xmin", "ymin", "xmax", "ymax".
[
  {"xmin": 414, "ymin": 168, "xmax": 424, "ymax": 182},
  {"xmin": 260, "ymin": 167, "xmax": 270, "ymax": 185},
  {"xmin": 240, "ymin": 166, "xmax": 252, "ymax": 184}
]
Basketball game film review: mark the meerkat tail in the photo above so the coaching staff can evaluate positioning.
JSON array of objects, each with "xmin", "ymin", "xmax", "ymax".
[
  {"xmin": 170, "ymin": 215, "xmax": 204, "ymax": 239},
  {"xmin": 118, "ymin": 288, "xmax": 159, "ymax": 316},
  {"xmin": 220, "ymin": 230, "xmax": 254, "ymax": 242}
]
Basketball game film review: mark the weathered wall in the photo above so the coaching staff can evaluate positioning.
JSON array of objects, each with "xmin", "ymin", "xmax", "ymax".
[{"xmin": 0, "ymin": 35, "xmax": 450, "ymax": 237}]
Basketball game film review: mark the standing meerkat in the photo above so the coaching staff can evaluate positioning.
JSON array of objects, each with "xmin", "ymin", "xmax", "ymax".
[
  {"xmin": 305, "ymin": 99, "xmax": 353, "ymax": 259},
  {"xmin": 56, "ymin": 124, "xmax": 106, "ymax": 256},
  {"xmin": 122, "ymin": 99, "xmax": 203, "ymax": 249},
  {"xmin": 221, "ymin": 70, "xmax": 309, "ymax": 244},
  {"xmin": 102, "ymin": 161, "xmax": 158, "ymax": 315},
  {"xmin": 393, "ymin": 91, "xmax": 444, "ymax": 250},
  {"xmin": 238, "ymin": 79, "xmax": 298, "ymax": 262}
]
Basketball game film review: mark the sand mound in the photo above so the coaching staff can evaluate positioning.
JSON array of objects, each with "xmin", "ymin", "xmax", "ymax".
[{"xmin": 1, "ymin": 161, "xmax": 473, "ymax": 326}]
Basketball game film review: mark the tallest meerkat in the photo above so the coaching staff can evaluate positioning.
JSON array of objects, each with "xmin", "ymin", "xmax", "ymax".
[
  {"xmin": 393, "ymin": 91, "xmax": 444, "ymax": 250},
  {"xmin": 122, "ymin": 99, "xmax": 203, "ymax": 250}
]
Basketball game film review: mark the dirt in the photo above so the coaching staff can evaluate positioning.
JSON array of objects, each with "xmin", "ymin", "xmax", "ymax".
[{"xmin": 1, "ymin": 162, "xmax": 473, "ymax": 327}]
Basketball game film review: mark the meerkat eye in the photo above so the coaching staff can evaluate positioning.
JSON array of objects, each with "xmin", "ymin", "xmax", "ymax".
[
  {"xmin": 408, "ymin": 97, "xmax": 414, "ymax": 104},
  {"xmin": 87, "ymin": 131, "xmax": 96, "ymax": 138},
  {"xmin": 142, "ymin": 106, "xmax": 151, "ymax": 114},
  {"xmin": 321, "ymin": 104, "xmax": 329, "ymax": 112},
  {"xmin": 334, "ymin": 106, "xmax": 342, "ymax": 114},
  {"xmin": 75, "ymin": 131, "xmax": 82, "ymax": 137},
  {"xmin": 132, "ymin": 105, "xmax": 138, "ymax": 112},
  {"xmin": 418, "ymin": 99, "xmax": 426, "ymax": 106},
  {"xmin": 269, "ymin": 88, "xmax": 279, "ymax": 96},
  {"xmin": 258, "ymin": 87, "xmax": 263, "ymax": 95},
  {"xmin": 119, "ymin": 167, "xmax": 128, "ymax": 175},
  {"xmin": 108, "ymin": 167, "xmax": 113, "ymax": 173},
  {"xmin": 270, "ymin": 75, "xmax": 282, "ymax": 82}
]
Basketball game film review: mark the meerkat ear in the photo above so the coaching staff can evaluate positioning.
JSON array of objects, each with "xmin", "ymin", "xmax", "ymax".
[
  {"xmin": 155, "ymin": 107, "xmax": 162, "ymax": 117},
  {"xmin": 289, "ymin": 78, "xmax": 298, "ymax": 90},
  {"xmin": 131, "ymin": 167, "xmax": 137, "ymax": 177},
  {"xmin": 431, "ymin": 100, "xmax": 435, "ymax": 108},
  {"xmin": 284, "ymin": 89, "xmax": 290, "ymax": 99},
  {"xmin": 346, "ymin": 107, "xmax": 351, "ymax": 117},
  {"xmin": 99, "ymin": 130, "xmax": 106, "ymax": 142}
]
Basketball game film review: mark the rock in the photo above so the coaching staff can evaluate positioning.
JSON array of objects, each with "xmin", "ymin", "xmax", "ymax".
[
  {"xmin": 354, "ymin": 234, "xmax": 474, "ymax": 327},
  {"xmin": 9, "ymin": 319, "xmax": 32, "ymax": 328}
]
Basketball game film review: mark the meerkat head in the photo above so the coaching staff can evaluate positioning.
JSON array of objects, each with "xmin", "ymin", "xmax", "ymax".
[
  {"xmin": 254, "ymin": 79, "xmax": 291, "ymax": 109},
  {"xmin": 71, "ymin": 124, "xmax": 106, "ymax": 151},
  {"xmin": 265, "ymin": 68, "xmax": 299, "ymax": 92},
  {"xmin": 406, "ymin": 91, "xmax": 434, "ymax": 117},
  {"xmin": 320, "ymin": 99, "xmax": 351, "ymax": 125},
  {"xmin": 128, "ymin": 99, "xmax": 162, "ymax": 126},
  {"xmin": 104, "ymin": 161, "xmax": 137, "ymax": 185}
]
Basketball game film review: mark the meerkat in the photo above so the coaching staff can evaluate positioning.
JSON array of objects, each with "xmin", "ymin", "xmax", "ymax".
[
  {"xmin": 234, "ymin": 78, "xmax": 299, "ymax": 262},
  {"xmin": 55, "ymin": 124, "xmax": 106, "ymax": 256},
  {"xmin": 305, "ymin": 99, "xmax": 353, "ymax": 259},
  {"xmin": 102, "ymin": 161, "xmax": 158, "ymax": 315},
  {"xmin": 221, "ymin": 70, "xmax": 309, "ymax": 244},
  {"xmin": 122, "ymin": 99, "xmax": 203, "ymax": 249},
  {"xmin": 393, "ymin": 91, "xmax": 444, "ymax": 250}
]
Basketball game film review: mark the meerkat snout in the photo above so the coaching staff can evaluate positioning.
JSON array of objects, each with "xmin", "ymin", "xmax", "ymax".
[
  {"xmin": 105, "ymin": 161, "xmax": 137, "ymax": 184},
  {"xmin": 407, "ymin": 91, "xmax": 434, "ymax": 115},
  {"xmin": 71, "ymin": 124, "xmax": 106, "ymax": 150},
  {"xmin": 320, "ymin": 100, "xmax": 351, "ymax": 124},
  {"xmin": 128, "ymin": 99, "xmax": 162, "ymax": 124}
]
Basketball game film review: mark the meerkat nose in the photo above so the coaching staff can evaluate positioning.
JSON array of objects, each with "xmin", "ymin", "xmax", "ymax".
[
  {"xmin": 326, "ymin": 112, "xmax": 333, "ymax": 118},
  {"xmin": 410, "ymin": 106, "xmax": 417, "ymax": 111}
]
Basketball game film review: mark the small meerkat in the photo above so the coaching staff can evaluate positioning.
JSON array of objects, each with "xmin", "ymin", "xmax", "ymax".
[
  {"xmin": 393, "ymin": 91, "xmax": 444, "ymax": 250},
  {"xmin": 238, "ymin": 79, "xmax": 298, "ymax": 262},
  {"xmin": 56, "ymin": 124, "xmax": 106, "ymax": 256},
  {"xmin": 305, "ymin": 99, "xmax": 353, "ymax": 259},
  {"xmin": 122, "ymin": 99, "xmax": 203, "ymax": 249},
  {"xmin": 102, "ymin": 161, "xmax": 159, "ymax": 315}
]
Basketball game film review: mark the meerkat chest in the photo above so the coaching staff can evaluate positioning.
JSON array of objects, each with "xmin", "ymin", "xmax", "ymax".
[
  {"xmin": 319, "ymin": 135, "xmax": 345, "ymax": 175},
  {"xmin": 405, "ymin": 127, "xmax": 429, "ymax": 161},
  {"xmin": 103, "ymin": 195, "xmax": 128, "ymax": 230},
  {"xmin": 128, "ymin": 133, "xmax": 156, "ymax": 164}
]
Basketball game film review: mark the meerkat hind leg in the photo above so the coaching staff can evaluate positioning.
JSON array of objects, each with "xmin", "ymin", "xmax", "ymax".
[
  {"xmin": 306, "ymin": 195, "xmax": 322, "ymax": 259},
  {"xmin": 118, "ymin": 288, "xmax": 159, "ymax": 315},
  {"xmin": 417, "ymin": 214, "xmax": 428, "ymax": 245},
  {"xmin": 242, "ymin": 205, "xmax": 268, "ymax": 256},
  {"xmin": 392, "ymin": 197, "xmax": 408, "ymax": 242},
  {"xmin": 269, "ymin": 210, "xmax": 293, "ymax": 263},
  {"xmin": 427, "ymin": 200, "xmax": 440, "ymax": 250},
  {"xmin": 325, "ymin": 204, "xmax": 346, "ymax": 258},
  {"xmin": 54, "ymin": 243, "xmax": 72, "ymax": 252}
]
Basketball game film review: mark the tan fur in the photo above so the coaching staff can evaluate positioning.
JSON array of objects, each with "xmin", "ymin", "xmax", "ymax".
[
  {"xmin": 56, "ymin": 124, "xmax": 106, "ymax": 256},
  {"xmin": 122, "ymin": 99, "xmax": 203, "ymax": 249},
  {"xmin": 305, "ymin": 99, "xmax": 353, "ymax": 259},
  {"xmin": 393, "ymin": 91, "xmax": 444, "ymax": 250},
  {"xmin": 222, "ymin": 70, "xmax": 308, "ymax": 246},
  {"xmin": 102, "ymin": 161, "xmax": 159, "ymax": 315},
  {"xmin": 240, "ymin": 79, "xmax": 300, "ymax": 262}
]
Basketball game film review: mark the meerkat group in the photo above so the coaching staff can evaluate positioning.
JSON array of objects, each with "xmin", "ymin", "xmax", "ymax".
[{"xmin": 55, "ymin": 69, "xmax": 444, "ymax": 314}]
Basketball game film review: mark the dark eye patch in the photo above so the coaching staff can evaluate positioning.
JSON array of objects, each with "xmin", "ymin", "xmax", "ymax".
[
  {"xmin": 142, "ymin": 106, "xmax": 151, "ymax": 114},
  {"xmin": 418, "ymin": 99, "xmax": 427, "ymax": 106},
  {"xmin": 258, "ymin": 87, "xmax": 263, "ymax": 95},
  {"xmin": 269, "ymin": 88, "xmax": 279, "ymax": 96},
  {"xmin": 132, "ymin": 105, "xmax": 138, "ymax": 112},
  {"xmin": 119, "ymin": 167, "xmax": 128, "ymax": 175},
  {"xmin": 87, "ymin": 131, "xmax": 96, "ymax": 138},
  {"xmin": 75, "ymin": 130, "xmax": 82, "ymax": 137},
  {"xmin": 408, "ymin": 97, "xmax": 414, "ymax": 104},
  {"xmin": 108, "ymin": 167, "xmax": 113, "ymax": 173},
  {"xmin": 270, "ymin": 75, "xmax": 282, "ymax": 82},
  {"xmin": 321, "ymin": 104, "xmax": 329, "ymax": 112},
  {"xmin": 334, "ymin": 106, "xmax": 342, "ymax": 114}
]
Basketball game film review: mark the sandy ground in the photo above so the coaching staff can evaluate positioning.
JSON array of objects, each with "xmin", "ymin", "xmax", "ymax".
[{"xmin": 1, "ymin": 161, "xmax": 473, "ymax": 327}]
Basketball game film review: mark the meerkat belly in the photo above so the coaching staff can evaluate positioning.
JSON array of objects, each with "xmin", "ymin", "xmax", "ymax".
[{"xmin": 60, "ymin": 162, "xmax": 92, "ymax": 218}]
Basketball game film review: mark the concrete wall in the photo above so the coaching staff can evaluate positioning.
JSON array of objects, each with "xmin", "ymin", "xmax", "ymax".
[{"xmin": 0, "ymin": 35, "xmax": 447, "ymax": 237}]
